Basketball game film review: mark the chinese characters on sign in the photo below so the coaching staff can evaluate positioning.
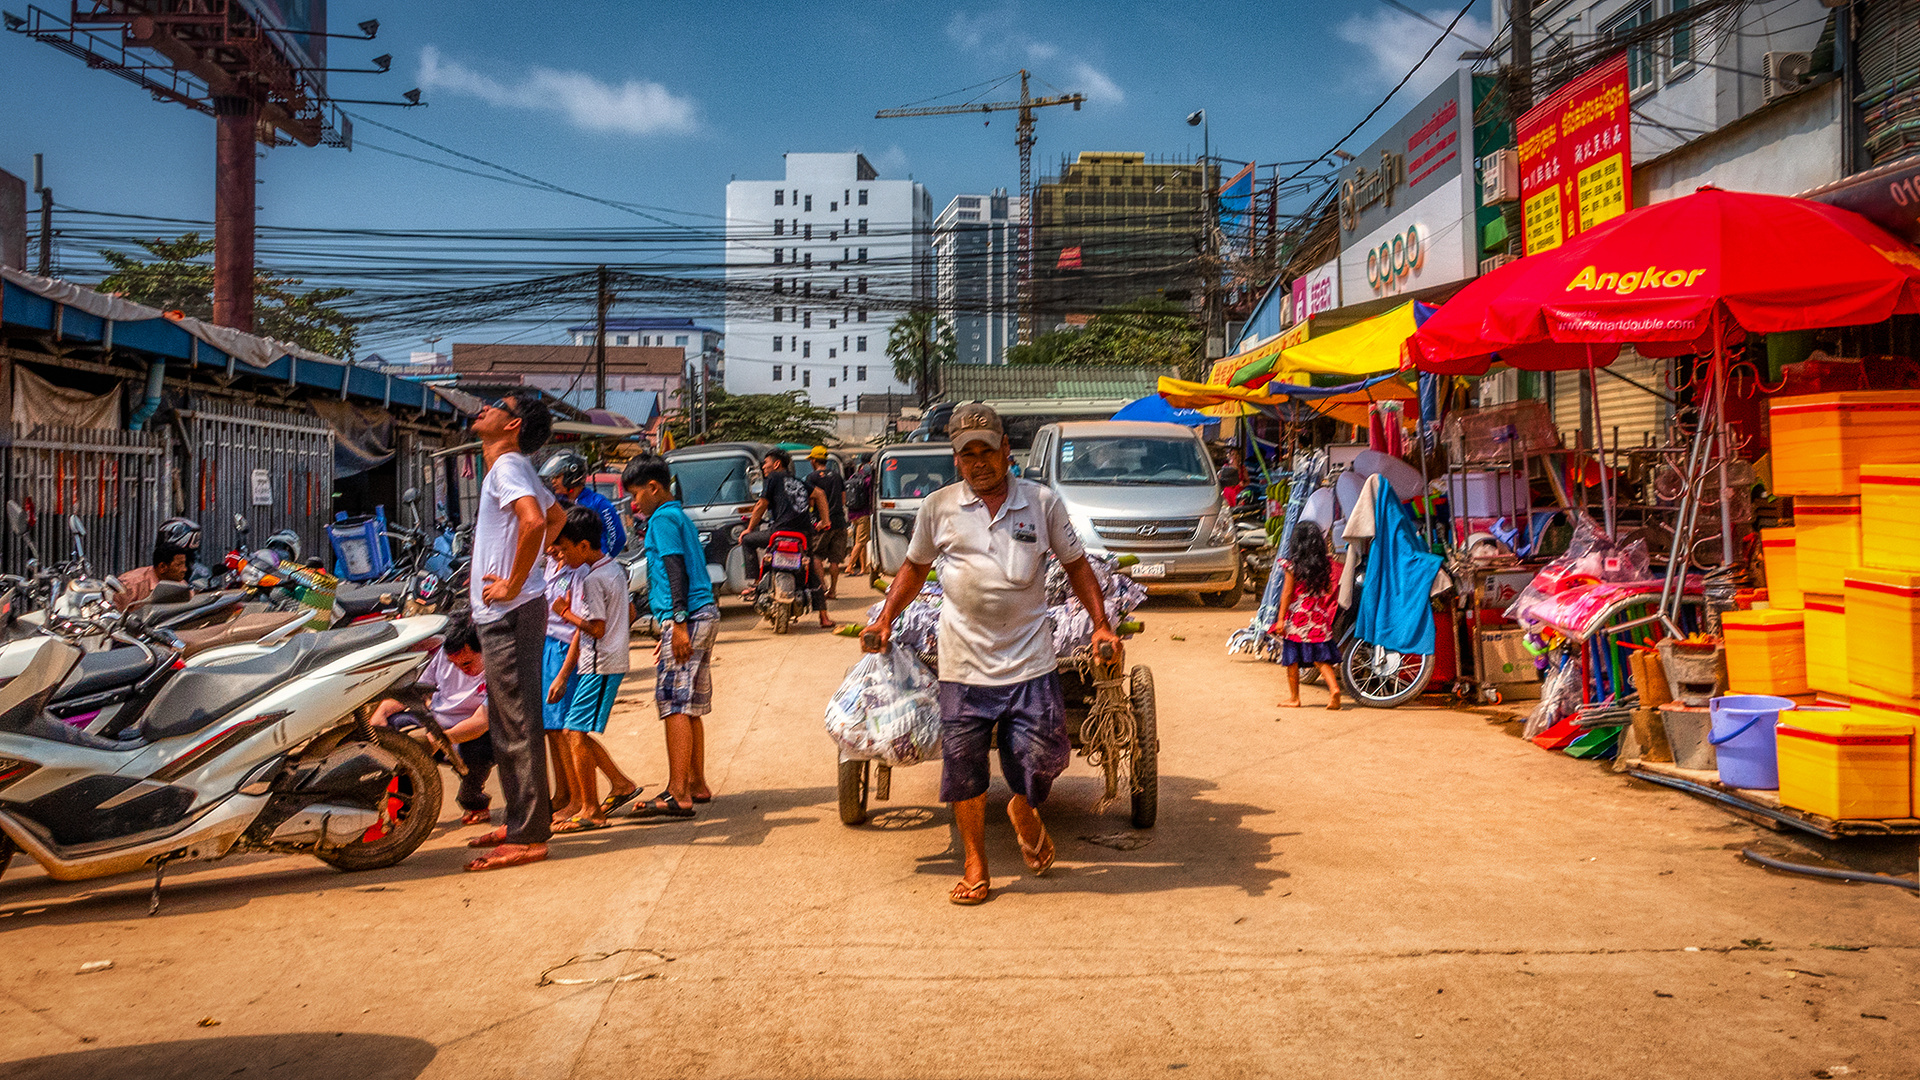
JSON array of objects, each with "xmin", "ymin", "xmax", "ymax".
[{"xmin": 1516, "ymin": 53, "xmax": 1632, "ymax": 255}]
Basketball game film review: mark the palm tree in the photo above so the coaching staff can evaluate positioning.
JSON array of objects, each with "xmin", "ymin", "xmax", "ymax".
[{"xmin": 885, "ymin": 310, "xmax": 956, "ymax": 405}]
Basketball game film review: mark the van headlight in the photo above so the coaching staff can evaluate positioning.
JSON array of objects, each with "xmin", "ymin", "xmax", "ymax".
[{"xmin": 1209, "ymin": 505, "xmax": 1235, "ymax": 545}]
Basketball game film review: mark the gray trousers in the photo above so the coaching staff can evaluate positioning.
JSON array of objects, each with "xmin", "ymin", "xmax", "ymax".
[{"xmin": 478, "ymin": 596, "xmax": 552, "ymax": 844}]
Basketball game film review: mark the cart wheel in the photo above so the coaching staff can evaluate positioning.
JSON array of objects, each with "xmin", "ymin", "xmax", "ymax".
[
  {"xmin": 1481, "ymin": 687, "xmax": 1504, "ymax": 706},
  {"xmin": 837, "ymin": 759, "xmax": 870, "ymax": 825},
  {"xmin": 1129, "ymin": 665, "xmax": 1159, "ymax": 829},
  {"xmin": 1452, "ymin": 679, "xmax": 1473, "ymax": 699}
]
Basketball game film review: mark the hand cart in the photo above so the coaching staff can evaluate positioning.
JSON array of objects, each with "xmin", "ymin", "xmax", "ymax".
[{"xmin": 837, "ymin": 643, "xmax": 1159, "ymax": 829}]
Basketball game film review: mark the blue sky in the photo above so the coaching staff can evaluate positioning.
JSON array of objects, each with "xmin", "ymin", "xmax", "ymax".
[{"xmin": 0, "ymin": 0, "xmax": 1492, "ymax": 356}]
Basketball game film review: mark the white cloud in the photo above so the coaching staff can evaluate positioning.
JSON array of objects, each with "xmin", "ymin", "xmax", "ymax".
[
  {"xmin": 1069, "ymin": 61, "xmax": 1124, "ymax": 105},
  {"xmin": 417, "ymin": 45, "xmax": 698, "ymax": 136},
  {"xmin": 874, "ymin": 145, "xmax": 911, "ymax": 175},
  {"xmin": 1335, "ymin": 5, "xmax": 1494, "ymax": 98}
]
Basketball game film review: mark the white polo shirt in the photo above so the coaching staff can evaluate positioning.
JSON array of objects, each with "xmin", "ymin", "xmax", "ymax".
[{"xmin": 905, "ymin": 477, "xmax": 1085, "ymax": 686}]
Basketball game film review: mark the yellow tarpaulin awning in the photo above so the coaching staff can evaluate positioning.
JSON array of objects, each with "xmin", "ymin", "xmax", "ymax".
[
  {"xmin": 1226, "ymin": 321, "xmax": 1312, "ymax": 387},
  {"xmin": 1158, "ymin": 376, "xmax": 1295, "ymax": 411},
  {"xmin": 1274, "ymin": 300, "xmax": 1422, "ymax": 380},
  {"xmin": 1159, "ymin": 374, "xmax": 1418, "ymax": 426}
]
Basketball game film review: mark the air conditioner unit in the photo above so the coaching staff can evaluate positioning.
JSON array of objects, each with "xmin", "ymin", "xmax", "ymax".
[
  {"xmin": 1763, "ymin": 51, "xmax": 1812, "ymax": 102},
  {"xmin": 1480, "ymin": 254, "xmax": 1517, "ymax": 275},
  {"xmin": 1481, "ymin": 148, "xmax": 1520, "ymax": 205}
]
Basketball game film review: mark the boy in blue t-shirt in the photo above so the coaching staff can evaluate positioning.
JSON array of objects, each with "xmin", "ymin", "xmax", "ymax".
[{"xmin": 622, "ymin": 454, "xmax": 719, "ymax": 819}]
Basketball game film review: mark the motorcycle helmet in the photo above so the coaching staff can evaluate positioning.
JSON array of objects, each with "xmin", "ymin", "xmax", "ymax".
[
  {"xmin": 265, "ymin": 528, "xmax": 302, "ymax": 564},
  {"xmin": 158, "ymin": 517, "xmax": 203, "ymax": 552},
  {"xmin": 539, "ymin": 451, "xmax": 590, "ymax": 490}
]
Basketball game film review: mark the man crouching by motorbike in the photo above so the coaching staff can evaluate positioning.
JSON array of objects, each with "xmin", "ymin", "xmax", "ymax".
[{"xmin": 371, "ymin": 614, "xmax": 496, "ymax": 826}]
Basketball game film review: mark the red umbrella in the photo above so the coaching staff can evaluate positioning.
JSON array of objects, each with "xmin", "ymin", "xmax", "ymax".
[{"xmin": 1406, "ymin": 186, "xmax": 1920, "ymax": 370}]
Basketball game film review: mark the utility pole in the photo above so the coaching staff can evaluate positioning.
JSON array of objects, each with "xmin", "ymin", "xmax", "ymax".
[
  {"xmin": 1188, "ymin": 110, "xmax": 1223, "ymax": 362},
  {"xmin": 593, "ymin": 265, "xmax": 610, "ymax": 410},
  {"xmin": 1511, "ymin": 0, "xmax": 1534, "ymax": 113},
  {"xmin": 212, "ymin": 96, "xmax": 259, "ymax": 330},
  {"xmin": 30, "ymin": 154, "xmax": 51, "ymax": 276}
]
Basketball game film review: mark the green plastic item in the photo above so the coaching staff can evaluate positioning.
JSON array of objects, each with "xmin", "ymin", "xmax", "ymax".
[
  {"xmin": 1119, "ymin": 620, "xmax": 1144, "ymax": 635},
  {"xmin": 1116, "ymin": 554, "xmax": 1139, "ymax": 568},
  {"xmin": 1564, "ymin": 726, "xmax": 1622, "ymax": 759}
]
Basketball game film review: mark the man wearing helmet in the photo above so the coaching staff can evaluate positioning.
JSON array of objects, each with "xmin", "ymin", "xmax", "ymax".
[
  {"xmin": 540, "ymin": 451, "xmax": 627, "ymax": 556},
  {"xmin": 114, "ymin": 517, "xmax": 201, "ymax": 610}
]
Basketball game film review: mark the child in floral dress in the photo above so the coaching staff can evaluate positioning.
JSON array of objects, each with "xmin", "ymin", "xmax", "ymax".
[{"xmin": 1272, "ymin": 521, "xmax": 1343, "ymax": 710}]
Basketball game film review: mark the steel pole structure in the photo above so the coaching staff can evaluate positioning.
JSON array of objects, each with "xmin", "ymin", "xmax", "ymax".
[
  {"xmin": 1510, "ymin": 0, "xmax": 1534, "ymax": 112},
  {"xmin": 213, "ymin": 95, "xmax": 258, "ymax": 330},
  {"xmin": 594, "ymin": 265, "xmax": 610, "ymax": 410},
  {"xmin": 1016, "ymin": 69, "xmax": 1035, "ymax": 346}
]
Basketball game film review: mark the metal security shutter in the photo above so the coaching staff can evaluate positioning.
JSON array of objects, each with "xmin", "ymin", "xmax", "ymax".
[{"xmin": 1551, "ymin": 350, "xmax": 1668, "ymax": 449}]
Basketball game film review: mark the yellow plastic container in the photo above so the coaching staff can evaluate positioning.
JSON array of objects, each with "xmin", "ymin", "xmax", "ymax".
[
  {"xmin": 1794, "ymin": 497, "xmax": 1861, "ymax": 595},
  {"xmin": 1847, "ymin": 689, "xmax": 1920, "ymax": 818},
  {"xmin": 1845, "ymin": 569, "xmax": 1920, "ymax": 699},
  {"xmin": 1803, "ymin": 592, "xmax": 1848, "ymax": 695},
  {"xmin": 1769, "ymin": 390, "xmax": 1920, "ymax": 495},
  {"xmin": 1721, "ymin": 610, "xmax": 1809, "ymax": 696},
  {"xmin": 1759, "ymin": 526, "xmax": 1802, "ymax": 609},
  {"xmin": 1776, "ymin": 710, "xmax": 1913, "ymax": 820},
  {"xmin": 1860, "ymin": 464, "xmax": 1920, "ymax": 573}
]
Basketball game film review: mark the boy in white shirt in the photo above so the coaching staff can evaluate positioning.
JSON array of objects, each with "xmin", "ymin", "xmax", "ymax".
[{"xmin": 547, "ymin": 504, "xmax": 639, "ymax": 830}]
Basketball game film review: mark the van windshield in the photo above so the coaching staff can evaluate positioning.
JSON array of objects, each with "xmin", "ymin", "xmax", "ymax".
[
  {"xmin": 880, "ymin": 455, "xmax": 958, "ymax": 499},
  {"xmin": 670, "ymin": 457, "xmax": 751, "ymax": 507},
  {"xmin": 1057, "ymin": 436, "xmax": 1212, "ymax": 485}
]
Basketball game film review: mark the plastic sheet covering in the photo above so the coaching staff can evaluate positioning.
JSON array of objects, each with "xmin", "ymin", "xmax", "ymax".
[
  {"xmin": 12, "ymin": 364, "xmax": 122, "ymax": 429},
  {"xmin": 308, "ymin": 398, "xmax": 395, "ymax": 478},
  {"xmin": 1502, "ymin": 517, "xmax": 1650, "ymax": 631},
  {"xmin": 824, "ymin": 648, "xmax": 943, "ymax": 766},
  {"xmin": 1524, "ymin": 660, "xmax": 1584, "ymax": 739}
]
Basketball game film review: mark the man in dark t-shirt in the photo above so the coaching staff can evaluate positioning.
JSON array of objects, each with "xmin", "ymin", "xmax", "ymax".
[
  {"xmin": 739, "ymin": 448, "xmax": 832, "ymax": 625},
  {"xmin": 805, "ymin": 446, "xmax": 850, "ymax": 598}
]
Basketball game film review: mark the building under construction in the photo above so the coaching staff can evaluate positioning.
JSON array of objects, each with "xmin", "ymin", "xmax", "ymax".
[{"xmin": 1031, "ymin": 152, "xmax": 1217, "ymax": 326}]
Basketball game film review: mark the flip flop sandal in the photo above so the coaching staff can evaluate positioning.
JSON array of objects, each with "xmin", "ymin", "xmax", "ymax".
[
  {"xmin": 949, "ymin": 879, "xmax": 990, "ymax": 906},
  {"xmin": 552, "ymin": 817, "xmax": 610, "ymax": 834},
  {"xmin": 465, "ymin": 827, "xmax": 509, "ymax": 848},
  {"xmin": 630, "ymin": 793, "xmax": 696, "ymax": 819},
  {"xmin": 460, "ymin": 809, "xmax": 492, "ymax": 826},
  {"xmin": 1019, "ymin": 826, "xmax": 1056, "ymax": 876},
  {"xmin": 464, "ymin": 844, "xmax": 549, "ymax": 872},
  {"xmin": 599, "ymin": 788, "xmax": 644, "ymax": 817}
]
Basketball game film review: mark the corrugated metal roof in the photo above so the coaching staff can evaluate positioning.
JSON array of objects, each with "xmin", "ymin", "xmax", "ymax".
[{"xmin": 939, "ymin": 363, "xmax": 1179, "ymax": 402}]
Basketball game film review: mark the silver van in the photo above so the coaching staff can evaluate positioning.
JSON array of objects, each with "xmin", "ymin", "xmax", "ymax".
[
  {"xmin": 1025, "ymin": 420, "xmax": 1241, "ymax": 606},
  {"xmin": 866, "ymin": 444, "xmax": 961, "ymax": 574},
  {"xmin": 664, "ymin": 442, "xmax": 770, "ymax": 595}
]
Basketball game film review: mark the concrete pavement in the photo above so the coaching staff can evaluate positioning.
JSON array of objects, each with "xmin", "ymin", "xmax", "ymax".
[{"xmin": 2, "ymin": 593, "xmax": 1917, "ymax": 1079}]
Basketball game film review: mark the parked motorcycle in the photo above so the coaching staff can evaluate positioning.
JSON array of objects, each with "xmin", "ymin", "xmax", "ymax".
[
  {"xmin": 753, "ymin": 530, "xmax": 816, "ymax": 635},
  {"xmin": 0, "ymin": 614, "xmax": 448, "ymax": 905}
]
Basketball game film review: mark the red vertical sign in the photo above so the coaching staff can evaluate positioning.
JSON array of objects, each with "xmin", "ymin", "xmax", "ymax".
[{"xmin": 1516, "ymin": 53, "xmax": 1632, "ymax": 255}]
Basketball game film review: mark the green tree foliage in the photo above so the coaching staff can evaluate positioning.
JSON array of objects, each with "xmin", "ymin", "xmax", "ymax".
[
  {"xmin": 98, "ymin": 233, "xmax": 361, "ymax": 359},
  {"xmin": 666, "ymin": 386, "xmax": 836, "ymax": 446},
  {"xmin": 1007, "ymin": 297, "xmax": 1204, "ymax": 379},
  {"xmin": 885, "ymin": 310, "xmax": 955, "ymax": 400}
]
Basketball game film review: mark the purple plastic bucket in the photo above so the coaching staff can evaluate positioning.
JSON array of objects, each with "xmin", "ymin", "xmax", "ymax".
[{"xmin": 1708, "ymin": 694, "xmax": 1794, "ymax": 790}]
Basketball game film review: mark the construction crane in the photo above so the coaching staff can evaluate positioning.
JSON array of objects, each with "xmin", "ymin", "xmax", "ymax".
[{"xmin": 877, "ymin": 70, "xmax": 1083, "ymax": 345}]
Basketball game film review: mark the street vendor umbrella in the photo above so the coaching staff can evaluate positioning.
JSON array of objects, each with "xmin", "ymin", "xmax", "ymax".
[
  {"xmin": 1272, "ymin": 300, "xmax": 1433, "ymax": 382},
  {"xmin": 1402, "ymin": 258, "xmax": 1616, "ymax": 375},
  {"xmin": 1112, "ymin": 394, "xmax": 1209, "ymax": 426}
]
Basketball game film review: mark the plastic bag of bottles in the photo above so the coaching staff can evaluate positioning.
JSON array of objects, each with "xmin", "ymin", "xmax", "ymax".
[{"xmin": 824, "ymin": 648, "xmax": 943, "ymax": 766}]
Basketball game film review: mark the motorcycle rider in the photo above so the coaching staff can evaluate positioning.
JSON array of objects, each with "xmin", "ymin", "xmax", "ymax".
[
  {"xmin": 114, "ymin": 517, "xmax": 201, "ymax": 610},
  {"xmin": 540, "ymin": 451, "xmax": 627, "ymax": 556},
  {"xmin": 738, "ymin": 448, "xmax": 833, "ymax": 629}
]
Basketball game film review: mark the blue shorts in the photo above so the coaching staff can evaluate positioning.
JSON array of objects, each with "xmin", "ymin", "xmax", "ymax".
[
  {"xmin": 542, "ymin": 636, "xmax": 579, "ymax": 732},
  {"xmin": 936, "ymin": 673, "xmax": 1070, "ymax": 805},
  {"xmin": 563, "ymin": 672, "xmax": 624, "ymax": 734}
]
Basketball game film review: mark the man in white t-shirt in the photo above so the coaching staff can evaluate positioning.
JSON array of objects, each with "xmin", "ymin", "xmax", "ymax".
[
  {"xmin": 463, "ymin": 393, "xmax": 568, "ymax": 872},
  {"xmin": 371, "ymin": 615, "xmax": 494, "ymax": 825},
  {"xmin": 862, "ymin": 403, "xmax": 1121, "ymax": 906}
]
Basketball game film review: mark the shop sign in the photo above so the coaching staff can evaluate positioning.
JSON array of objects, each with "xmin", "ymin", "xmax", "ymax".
[
  {"xmin": 1517, "ymin": 53, "xmax": 1632, "ymax": 255},
  {"xmin": 1340, "ymin": 179, "xmax": 1469, "ymax": 300},
  {"xmin": 1365, "ymin": 225, "xmax": 1425, "ymax": 290},
  {"xmin": 1294, "ymin": 259, "xmax": 1339, "ymax": 320},
  {"xmin": 1805, "ymin": 155, "xmax": 1920, "ymax": 245},
  {"xmin": 1335, "ymin": 74, "xmax": 1469, "ymax": 247}
]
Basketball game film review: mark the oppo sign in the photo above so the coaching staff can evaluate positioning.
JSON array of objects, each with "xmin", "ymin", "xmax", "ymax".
[{"xmin": 1365, "ymin": 225, "xmax": 1424, "ymax": 290}]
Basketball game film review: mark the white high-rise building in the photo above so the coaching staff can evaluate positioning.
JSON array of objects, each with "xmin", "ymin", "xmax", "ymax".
[
  {"xmin": 934, "ymin": 190, "xmax": 1020, "ymax": 366},
  {"xmin": 725, "ymin": 153, "xmax": 932, "ymax": 409}
]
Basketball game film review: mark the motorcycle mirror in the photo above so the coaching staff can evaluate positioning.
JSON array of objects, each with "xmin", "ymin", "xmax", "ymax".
[
  {"xmin": 403, "ymin": 486, "xmax": 420, "ymax": 504},
  {"xmin": 232, "ymin": 513, "xmax": 251, "ymax": 536},
  {"xmin": 104, "ymin": 574, "xmax": 124, "ymax": 595},
  {"xmin": 67, "ymin": 515, "xmax": 85, "ymax": 538},
  {"xmin": 4, "ymin": 501, "xmax": 25, "ymax": 536}
]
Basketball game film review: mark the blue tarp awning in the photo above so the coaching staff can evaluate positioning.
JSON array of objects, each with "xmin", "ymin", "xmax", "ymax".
[{"xmin": 1111, "ymin": 395, "xmax": 1209, "ymax": 426}]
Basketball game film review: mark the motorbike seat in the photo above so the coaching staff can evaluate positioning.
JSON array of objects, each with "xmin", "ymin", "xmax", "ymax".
[
  {"xmin": 56, "ymin": 646, "xmax": 160, "ymax": 700},
  {"xmin": 137, "ymin": 622, "xmax": 398, "ymax": 743},
  {"xmin": 334, "ymin": 583, "xmax": 401, "ymax": 620},
  {"xmin": 17, "ymin": 712, "xmax": 141, "ymax": 752},
  {"xmin": 172, "ymin": 611, "xmax": 308, "ymax": 658},
  {"xmin": 141, "ymin": 591, "xmax": 243, "ymax": 628}
]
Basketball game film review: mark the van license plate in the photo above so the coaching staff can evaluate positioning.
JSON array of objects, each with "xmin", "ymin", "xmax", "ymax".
[{"xmin": 1129, "ymin": 562, "xmax": 1166, "ymax": 579}]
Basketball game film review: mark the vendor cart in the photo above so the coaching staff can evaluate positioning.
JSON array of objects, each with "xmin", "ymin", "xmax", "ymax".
[{"xmin": 837, "ymin": 644, "xmax": 1159, "ymax": 829}]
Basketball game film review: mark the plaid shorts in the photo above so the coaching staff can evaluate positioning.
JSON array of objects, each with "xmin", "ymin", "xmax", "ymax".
[{"xmin": 655, "ymin": 605, "xmax": 720, "ymax": 718}]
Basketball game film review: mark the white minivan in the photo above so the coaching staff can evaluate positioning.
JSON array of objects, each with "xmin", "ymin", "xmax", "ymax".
[{"xmin": 865, "ymin": 444, "xmax": 961, "ymax": 575}]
